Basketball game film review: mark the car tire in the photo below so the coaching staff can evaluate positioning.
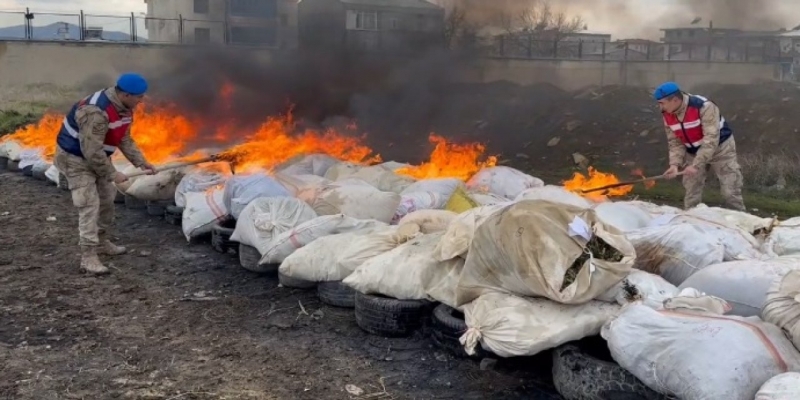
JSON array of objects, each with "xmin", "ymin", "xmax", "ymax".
[
  {"xmin": 278, "ymin": 271, "xmax": 316, "ymax": 289},
  {"xmin": 552, "ymin": 342, "xmax": 669, "ymax": 400},
  {"xmin": 21, "ymin": 165, "xmax": 33, "ymax": 176},
  {"xmin": 354, "ymin": 292, "xmax": 433, "ymax": 338},
  {"xmin": 212, "ymin": 221, "xmax": 237, "ymax": 254},
  {"xmin": 0, "ymin": 156, "xmax": 8, "ymax": 170},
  {"xmin": 32, "ymin": 165, "xmax": 48, "ymax": 180},
  {"xmin": 164, "ymin": 205, "xmax": 183, "ymax": 226},
  {"xmin": 146, "ymin": 200, "xmax": 172, "ymax": 217},
  {"xmin": 430, "ymin": 304, "xmax": 486, "ymax": 358},
  {"xmin": 238, "ymin": 244, "xmax": 278, "ymax": 274},
  {"xmin": 317, "ymin": 281, "xmax": 356, "ymax": 308},
  {"xmin": 7, "ymin": 159, "xmax": 20, "ymax": 172}
]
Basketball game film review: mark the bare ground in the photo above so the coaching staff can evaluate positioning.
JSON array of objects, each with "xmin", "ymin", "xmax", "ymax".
[{"xmin": 0, "ymin": 171, "xmax": 560, "ymax": 400}]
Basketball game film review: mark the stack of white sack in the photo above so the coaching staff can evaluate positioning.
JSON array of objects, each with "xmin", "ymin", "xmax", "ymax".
[
  {"xmin": 273, "ymin": 172, "xmax": 330, "ymax": 196},
  {"xmin": 325, "ymin": 163, "xmax": 415, "ymax": 194},
  {"xmin": 175, "ymin": 167, "xmax": 231, "ymax": 208},
  {"xmin": 465, "ymin": 166, "xmax": 545, "ymax": 200},
  {"xmin": 259, "ymin": 214, "xmax": 387, "ymax": 265},
  {"xmin": 120, "ymin": 161, "xmax": 196, "ymax": 201},
  {"xmin": 433, "ymin": 204, "xmax": 507, "ymax": 261},
  {"xmin": 222, "ymin": 173, "xmax": 292, "ymax": 219},
  {"xmin": 18, "ymin": 148, "xmax": 45, "ymax": 169},
  {"xmin": 181, "ymin": 186, "xmax": 228, "ymax": 241},
  {"xmin": 391, "ymin": 178, "xmax": 462, "ymax": 222},
  {"xmin": 590, "ymin": 201, "xmax": 654, "ymax": 233},
  {"xmin": 454, "ymin": 200, "xmax": 635, "ymax": 306},
  {"xmin": 276, "ymin": 153, "xmax": 339, "ymax": 177},
  {"xmin": 678, "ymin": 258, "xmax": 800, "ymax": 316},
  {"xmin": 514, "ymin": 185, "xmax": 594, "ymax": 209},
  {"xmin": 625, "ymin": 211, "xmax": 766, "ymax": 286},
  {"xmin": 756, "ymin": 373, "xmax": 800, "ymax": 400},
  {"xmin": 299, "ymin": 180, "xmax": 401, "ymax": 224},
  {"xmin": 2, "ymin": 140, "xmax": 22, "ymax": 161},
  {"xmin": 397, "ymin": 209, "xmax": 457, "ymax": 234},
  {"xmin": 230, "ymin": 197, "xmax": 318, "ymax": 255},
  {"xmin": 683, "ymin": 203, "xmax": 776, "ymax": 234},
  {"xmin": 343, "ymin": 232, "xmax": 465, "ymax": 309},
  {"xmin": 279, "ymin": 224, "xmax": 420, "ymax": 282},
  {"xmin": 602, "ymin": 302, "xmax": 800, "ymax": 400},
  {"xmin": 763, "ymin": 217, "xmax": 800, "ymax": 257}
]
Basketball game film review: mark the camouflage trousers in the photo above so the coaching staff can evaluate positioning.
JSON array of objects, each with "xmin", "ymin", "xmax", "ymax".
[
  {"xmin": 54, "ymin": 147, "xmax": 117, "ymax": 247},
  {"xmin": 682, "ymin": 137, "xmax": 746, "ymax": 211}
]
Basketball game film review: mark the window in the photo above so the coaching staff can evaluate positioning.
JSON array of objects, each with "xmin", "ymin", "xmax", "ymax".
[
  {"xmin": 229, "ymin": 0, "xmax": 277, "ymax": 18},
  {"xmin": 195, "ymin": 27, "xmax": 211, "ymax": 44},
  {"xmin": 193, "ymin": 0, "xmax": 209, "ymax": 14},
  {"xmin": 230, "ymin": 26, "xmax": 276, "ymax": 45},
  {"xmin": 355, "ymin": 11, "xmax": 377, "ymax": 30}
]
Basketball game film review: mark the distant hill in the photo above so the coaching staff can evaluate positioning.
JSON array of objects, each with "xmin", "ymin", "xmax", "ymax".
[{"xmin": 0, "ymin": 22, "xmax": 145, "ymax": 42}]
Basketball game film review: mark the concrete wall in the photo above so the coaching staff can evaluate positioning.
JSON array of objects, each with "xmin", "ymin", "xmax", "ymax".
[{"xmin": 0, "ymin": 40, "xmax": 779, "ymax": 94}]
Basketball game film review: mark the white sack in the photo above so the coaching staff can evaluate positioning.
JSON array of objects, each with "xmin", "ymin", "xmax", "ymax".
[
  {"xmin": 125, "ymin": 166, "xmax": 187, "ymax": 201},
  {"xmin": 44, "ymin": 165, "xmax": 60, "ymax": 185},
  {"xmin": 686, "ymin": 203, "xmax": 775, "ymax": 234},
  {"xmin": 468, "ymin": 191, "xmax": 511, "ymax": 206},
  {"xmin": 398, "ymin": 210, "xmax": 457, "ymax": 233},
  {"xmin": 230, "ymin": 197, "xmax": 318, "ymax": 255},
  {"xmin": 756, "ymin": 372, "xmax": 800, "ymax": 400},
  {"xmin": 343, "ymin": 233, "xmax": 465, "ymax": 306},
  {"xmin": 764, "ymin": 217, "xmax": 800, "ymax": 257},
  {"xmin": 175, "ymin": 172, "xmax": 228, "ymax": 208},
  {"xmin": 182, "ymin": 188, "xmax": 228, "ymax": 241},
  {"xmin": 514, "ymin": 185, "xmax": 593, "ymax": 209},
  {"xmin": 433, "ymin": 204, "xmax": 506, "ymax": 261},
  {"xmin": 31, "ymin": 160, "xmax": 51, "ymax": 176},
  {"xmin": 114, "ymin": 164, "xmax": 145, "ymax": 193},
  {"xmin": 307, "ymin": 183, "xmax": 401, "ymax": 224},
  {"xmin": 18, "ymin": 148, "xmax": 44, "ymax": 169},
  {"xmin": 466, "ymin": 166, "xmax": 545, "ymax": 200},
  {"xmin": 3, "ymin": 140, "xmax": 22, "ymax": 160},
  {"xmin": 650, "ymin": 213, "xmax": 765, "ymax": 260},
  {"xmin": 602, "ymin": 305, "xmax": 800, "ymax": 400},
  {"xmin": 347, "ymin": 165, "xmax": 415, "ymax": 194},
  {"xmin": 392, "ymin": 191, "xmax": 448, "ymax": 223},
  {"xmin": 679, "ymin": 259, "xmax": 800, "ymax": 317},
  {"xmin": 461, "ymin": 293, "xmax": 619, "ymax": 358},
  {"xmin": 323, "ymin": 162, "xmax": 361, "ymax": 181},
  {"xmin": 626, "ymin": 224, "xmax": 725, "ymax": 286},
  {"xmin": 623, "ymin": 200, "xmax": 682, "ymax": 217},
  {"xmin": 379, "ymin": 161, "xmax": 410, "ymax": 171},
  {"xmin": 400, "ymin": 178, "xmax": 462, "ymax": 198},
  {"xmin": 223, "ymin": 174, "xmax": 292, "ymax": 220},
  {"xmin": 259, "ymin": 215, "xmax": 387, "ymax": 265},
  {"xmin": 456, "ymin": 200, "xmax": 635, "ymax": 306},
  {"xmin": 597, "ymin": 269, "xmax": 679, "ymax": 309},
  {"xmin": 762, "ymin": 270, "xmax": 800, "ymax": 351},
  {"xmin": 278, "ymin": 225, "xmax": 405, "ymax": 282},
  {"xmin": 592, "ymin": 202, "xmax": 653, "ymax": 233},
  {"xmin": 277, "ymin": 154, "xmax": 339, "ymax": 177},
  {"xmin": 272, "ymin": 172, "xmax": 331, "ymax": 196}
]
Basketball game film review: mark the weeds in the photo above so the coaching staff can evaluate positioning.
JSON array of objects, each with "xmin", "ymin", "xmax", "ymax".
[{"xmin": 739, "ymin": 151, "xmax": 800, "ymax": 189}]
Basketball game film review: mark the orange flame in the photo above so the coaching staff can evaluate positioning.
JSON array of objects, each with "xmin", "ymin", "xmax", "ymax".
[
  {"xmin": 562, "ymin": 167, "xmax": 633, "ymax": 201},
  {"xmin": 0, "ymin": 113, "xmax": 63, "ymax": 160},
  {"xmin": 631, "ymin": 168, "xmax": 657, "ymax": 189},
  {"xmin": 396, "ymin": 134, "xmax": 498, "ymax": 181}
]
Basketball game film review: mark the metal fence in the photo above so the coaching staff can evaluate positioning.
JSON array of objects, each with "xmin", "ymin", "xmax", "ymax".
[{"xmin": 0, "ymin": 8, "xmax": 791, "ymax": 63}]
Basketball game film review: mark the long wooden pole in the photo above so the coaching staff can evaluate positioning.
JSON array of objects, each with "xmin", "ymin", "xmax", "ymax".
[
  {"xmin": 124, "ymin": 155, "xmax": 219, "ymax": 178},
  {"xmin": 580, "ymin": 171, "xmax": 686, "ymax": 194}
]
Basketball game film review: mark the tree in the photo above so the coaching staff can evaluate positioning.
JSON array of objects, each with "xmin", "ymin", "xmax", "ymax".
[
  {"xmin": 497, "ymin": 0, "xmax": 585, "ymax": 58},
  {"xmin": 433, "ymin": 0, "xmax": 479, "ymax": 51}
]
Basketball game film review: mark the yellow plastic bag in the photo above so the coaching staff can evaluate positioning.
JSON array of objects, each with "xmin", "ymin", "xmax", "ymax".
[{"xmin": 445, "ymin": 186, "xmax": 479, "ymax": 213}]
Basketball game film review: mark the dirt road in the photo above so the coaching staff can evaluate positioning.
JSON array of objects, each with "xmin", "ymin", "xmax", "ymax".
[{"xmin": 0, "ymin": 172, "xmax": 560, "ymax": 400}]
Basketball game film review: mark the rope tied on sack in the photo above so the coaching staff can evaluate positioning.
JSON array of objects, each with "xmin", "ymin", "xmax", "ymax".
[{"xmin": 459, "ymin": 327, "xmax": 483, "ymax": 356}]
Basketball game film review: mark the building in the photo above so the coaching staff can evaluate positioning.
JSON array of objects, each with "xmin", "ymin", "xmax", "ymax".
[
  {"xmin": 660, "ymin": 26, "xmax": 783, "ymax": 62},
  {"xmin": 143, "ymin": 0, "xmax": 298, "ymax": 48},
  {"xmin": 298, "ymin": 0, "xmax": 445, "ymax": 53},
  {"xmin": 561, "ymin": 30, "xmax": 611, "ymax": 55}
]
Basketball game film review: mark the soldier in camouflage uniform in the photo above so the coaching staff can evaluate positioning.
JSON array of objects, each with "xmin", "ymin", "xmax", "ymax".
[
  {"xmin": 53, "ymin": 73, "xmax": 156, "ymax": 275},
  {"xmin": 654, "ymin": 81, "xmax": 745, "ymax": 211}
]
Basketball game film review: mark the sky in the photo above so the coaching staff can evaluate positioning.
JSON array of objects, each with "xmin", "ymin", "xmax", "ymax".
[{"xmin": 1, "ymin": 0, "xmax": 799, "ymax": 40}]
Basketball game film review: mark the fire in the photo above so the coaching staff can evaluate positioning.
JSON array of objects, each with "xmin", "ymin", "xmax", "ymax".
[
  {"xmin": 218, "ymin": 111, "xmax": 380, "ymax": 173},
  {"xmin": 128, "ymin": 103, "xmax": 199, "ymax": 164},
  {"xmin": 632, "ymin": 168, "xmax": 657, "ymax": 189},
  {"xmin": 562, "ymin": 167, "xmax": 633, "ymax": 201},
  {"xmin": 0, "ymin": 113, "xmax": 63, "ymax": 160},
  {"xmin": 396, "ymin": 134, "xmax": 498, "ymax": 181}
]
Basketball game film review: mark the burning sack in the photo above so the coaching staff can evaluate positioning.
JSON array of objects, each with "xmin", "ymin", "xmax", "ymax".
[
  {"xmin": 602, "ymin": 304, "xmax": 800, "ymax": 400},
  {"xmin": 182, "ymin": 188, "xmax": 228, "ymax": 241},
  {"xmin": 392, "ymin": 191, "xmax": 448, "ymax": 223},
  {"xmin": 455, "ymin": 200, "xmax": 635, "ymax": 306},
  {"xmin": 466, "ymin": 166, "xmax": 545, "ymax": 200},
  {"xmin": 124, "ymin": 168, "xmax": 187, "ymax": 201},
  {"xmin": 343, "ymin": 233, "xmax": 466, "ymax": 308},
  {"xmin": 346, "ymin": 165, "xmax": 415, "ymax": 194},
  {"xmin": 222, "ymin": 174, "xmax": 292, "ymax": 220},
  {"xmin": 764, "ymin": 217, "xmax": 800, "ymax": 257},
  {"xmin": 273, "ymin": 172, "xmax": 330, "ymax": 196},
  {"xmin": 679, "ymin": 259, "xmax": 800, "ymax": 317},
  {"xmin": 279, "ymin": 225, "xmax": 418, "ymax": 282},
  {"xmin": 259, "ymin": 215, "xmax": 387, "ymax": 265},
  {"xmin": 230, "ymin": 197, "xmax": 318, "ymax": 256},
  {"xmin": 460, "ymin": 293, "xmax": 619, "ymax": 358},
  {"xmin": 433, "ymin": 204, "xmax": 506, "ymax": 262},
  {"xmin": 276, "ymin": 154, "xmax": 339, "ymax": 177},
  {"xmin": 514, "ymin": 185, "xmax": 593, "ymax": 209},
  {"xmin": 761, "ymin": 270, "xmax": 800, "ymax": 351},
  {"xmin": 597, "ymin": 269, "xmax": 679, "ymax": 309},
  {"xmin": 2, "ymin": 140, "xmax": 22, "ymax": 160},
  {"xmin": 175, "ymin": 172, "xmax": 229, "ymax": 208},
  {"xmin": 304, "ymin": 182, "xmax": 401, "ymax": 224},
  {"xmin": 756, "ymin": 373, "xmax": 800, "ymax": 400}
]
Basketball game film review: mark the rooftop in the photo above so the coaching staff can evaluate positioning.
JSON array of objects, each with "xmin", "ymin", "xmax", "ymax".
[{"xmin": 339, "ymin": 0, "xmax": 441, "ymax": 10}]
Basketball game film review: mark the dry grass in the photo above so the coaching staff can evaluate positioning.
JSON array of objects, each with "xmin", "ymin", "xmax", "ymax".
[
  {"xmin": 739, "ymin": 151, "xmax": 800, "ymax": 189},
  {"xmin": 0, "ymin": 83, "xmax": 79, "ymax": 114}
]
